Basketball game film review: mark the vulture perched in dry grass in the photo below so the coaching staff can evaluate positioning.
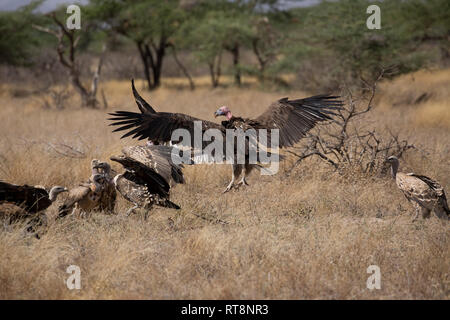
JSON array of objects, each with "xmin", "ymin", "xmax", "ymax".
[
  {"xmin": 57, "ymin": 174, "xmax": 105, "ymax": 219},
  {"xmin": 90, "ymin": 159, "xmax": 117, "ymax": 213},
  {"xmin": 386, "ymin": 156, "xmax": 449, "ymax": 221},
  {"xmin": 0, "ymin": 181, "xmax": 67, "ymax": 214},
  {"xmin": 109, "ymin": 80, "xmax": 342, "ymax": 192},
  {"xmin": 110, "ymin": 144, "xmax": 184, "ymax": 216}
]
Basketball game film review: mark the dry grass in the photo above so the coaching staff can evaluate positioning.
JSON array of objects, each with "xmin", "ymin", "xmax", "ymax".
[{"xmin": 0, "ymin": 69, "xmax": 449, "ymax": 299}]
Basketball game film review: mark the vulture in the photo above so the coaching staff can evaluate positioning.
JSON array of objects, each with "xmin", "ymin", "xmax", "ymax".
[
  {"xmin": 0, "ymin": 181, "xmax": 67, "ymax": 214},
  {"xmin": 386, "ymin": 156, "xmax": 449, "ymax": 221},
  {"xmin": 91, "ymin": 159, "xmax": 117, "ymax": 213},
  {"xmin": 110, "ymin": 144, "xmax": 184, "ymax": 216},
  {"xmin": 109, "ymin": 80, "xmax": 343, "ymax": 192},
  {"xmin": 57, "ymin": 174, "xmax": 105, "ymax": 219}
]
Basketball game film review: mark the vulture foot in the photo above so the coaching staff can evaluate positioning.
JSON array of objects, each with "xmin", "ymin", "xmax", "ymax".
[
  {"xmin": 237, "ymin": 177, "xmax": 249, "ymax": 187},
  {"xmin": 126, "ymin": 205, "xmax": 139, "ymax": 216},
  {"xmin": 223, "ymin": 184, "xmax": 234, "ymax": 193}
]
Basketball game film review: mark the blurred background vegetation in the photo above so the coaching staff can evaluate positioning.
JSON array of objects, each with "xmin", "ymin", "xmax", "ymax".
[{"xmin": 1, "ymin": 0, "xmax": 449, "ymax": 96}]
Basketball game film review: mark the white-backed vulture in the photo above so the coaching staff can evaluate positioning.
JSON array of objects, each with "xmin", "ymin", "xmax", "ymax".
[
  {"xmin": 57, "ymin": 174, "xmax": 105, "ymax": 219},
  {"xmin": 91, "ymin": 160, "xmax": 117, "ymax": 213},
  {"xmin": 386, "ymin": 156, "xmax": 449, "ymax": 221},
  {"xmin": 110, "ymin": 145, "xmax": 185, "ymax": 216},
  {"xmin": 109, "ymin": 80, "xmax": 343, "ymax": 192},
  {"xmin": 0, "ymin": 181, "xmax": 67, "ymax": 214}
]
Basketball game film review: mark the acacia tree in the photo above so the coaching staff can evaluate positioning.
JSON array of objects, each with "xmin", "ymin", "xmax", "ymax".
[
  {"xmin": 88, "ymin": 0, "xmax": 186, "ymax": 90},
  {"xmin": 180, "ymin": 1, "xmax": 255, "ymax": 87}
]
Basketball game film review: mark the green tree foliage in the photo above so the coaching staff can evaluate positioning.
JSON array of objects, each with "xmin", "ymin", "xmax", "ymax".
[
  {"xmin": 0, "ymin": 1, "xmax": 45, "ymax": 66},
  {"xmin": 177, "ymin": 0, "xmax": 283, "ymax": 87},
  {"xmin": 87, "ymin": 0, "xmax": 185, "ymax": 89},
  {"xmin": 280, "ymin": 0, "xmax": 449, "ymax": 90}
]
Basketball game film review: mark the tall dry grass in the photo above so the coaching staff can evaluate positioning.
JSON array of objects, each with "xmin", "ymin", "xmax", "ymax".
[{"xmin": 0, "ymin": 69, "xmax": 449, "ymax": 299}]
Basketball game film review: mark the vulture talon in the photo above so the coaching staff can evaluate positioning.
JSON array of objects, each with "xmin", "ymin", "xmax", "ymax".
[{"xmin": 126, "ymin": 205, "xmax": 138, "ymax": 216}]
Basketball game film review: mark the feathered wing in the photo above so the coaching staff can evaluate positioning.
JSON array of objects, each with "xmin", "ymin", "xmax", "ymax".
[
  {"xmin": 131, "ymin": 79, "xmax": 156, "ymax": 114},
  {"xmin": 110, "ymin": 156, "xmax": 171, "ymax": 198},
  {"xmin": 252, "ymin": 95, "xmax": 343, "ymax": 148},
  {"xmin": 0, "ymin": 181, "xmax": 51, "ymax": 213},
  {"xmin": 108, "ymin": 110, "xmax": 224, "ymax": 149},
  {"xmin": 410, "ymin": 174, "xmax": 450, "ymax": 215},
  {"xmin": 121, "ymin": 145, "xmax": 185, "ymax": 184},
  {"xmin": 58, "ymin": 186, "xmax": 90, "ymax": 217}
]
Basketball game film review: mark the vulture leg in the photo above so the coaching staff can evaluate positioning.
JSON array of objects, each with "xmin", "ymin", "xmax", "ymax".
[
  {"xmin": 237, "ymin": 164, "xmax": 253, "ymax": 188},
  {"xmin": 126, "ymin": 204, "xmax": 139, "ymax": 216},
  {"xmin": 223, "ymin": 164, "xmax": 242, "ymax": 193},
  {"xmin": 421, "ymin": 207, "xmax": 431, "ymax": 219},
  {"xmin": 433, "ymin": 206, "xmax": 449, "ymax": 220},
  {"xmin": 412, "ymin": 202, "xmax": 421, "ymax": 222}
]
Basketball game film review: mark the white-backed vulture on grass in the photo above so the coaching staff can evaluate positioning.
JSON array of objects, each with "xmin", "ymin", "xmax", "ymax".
[
  {"xmin": 57, "ymin": 174, "xmax": 105, "ymax": 219},
  {"xmin": 386, "ymin": 156, "xmax": 449, "ymax": 221},
  {"xmin": 110, "ymin": 145, "xmax": 185, "ymax": 217},
  {"xmin": 91, "ymin": 159, "xmax": 117, "ymax": 213},
  {"xmin": 0, "ymin": 181, "xmax": 67, "ymax": 214}
]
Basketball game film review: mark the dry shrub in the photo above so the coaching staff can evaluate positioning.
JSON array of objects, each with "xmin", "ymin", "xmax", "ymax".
[{"xmin": 288, "ymin": 70, "xmax": 417, "ymax": 176}]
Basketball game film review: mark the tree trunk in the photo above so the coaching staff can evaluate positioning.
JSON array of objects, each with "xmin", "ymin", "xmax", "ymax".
[
  {"xmin": 170, "ymin": 45, "xmax": 195, "ymax": 90},
  {"xmin": 136, "ymin": 41, "xmax": 167, "ymax": 90},
  {"xmin": 137, "ymin": 42, "xmax": 153, "ymax": 90},
  {"xmin": 208, "ymin": 52, "xmax": 222, "ymax": 88},
  {"xmin": 230, "ymin": 45, "xmax": 241, "ymax": 87}
]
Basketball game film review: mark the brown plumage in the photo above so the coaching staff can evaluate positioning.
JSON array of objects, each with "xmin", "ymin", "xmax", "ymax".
[
  {"xmin": 0, "ymin": 181, "xmax": 67, "ymax": 214},
  {"xmin": 109, "ymin": 80, "xmax": 342, "ymax": 192},
  {"xmin": 110, "ymin": 145, "xmax": 185, "ymax": 216},
  {"xmin": 386, "ymin": 156, "xmax": 449, "ymax": 221},
  {"xmin": 91, "ymin": 160, "xmax": 117, "ymax": 213},
  {"xmin": 57, "ymin": 174, "xmax": 105, "ymax": 219}
]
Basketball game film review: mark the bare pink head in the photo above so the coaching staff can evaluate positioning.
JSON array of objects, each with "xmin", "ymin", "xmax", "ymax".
[{"xmin": 214, "ymin": 106, "xmax": 232, "ymax": 120}]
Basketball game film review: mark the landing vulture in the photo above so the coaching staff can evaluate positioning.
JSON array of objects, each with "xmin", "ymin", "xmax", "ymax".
[
  {"xmin": 110, "ymin": 145, "xmax": 184, "ymax": 216},
  {"xmin": 386, "ymin": 156, "xmax": 449, "ymax": 221},
  {"xmin": 109, "ymin": 80, "xmax": 343, "ymax": 192},
  {"xmin": 0, "ymin": 181, "xmax": 67, "ymax": 214}
]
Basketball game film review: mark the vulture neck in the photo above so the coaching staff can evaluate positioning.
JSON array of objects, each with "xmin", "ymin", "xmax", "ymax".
[
  {"xmin": 390, "ymin": 161, "xmax": 399, "ymax": 179},
  {"xmin": 48, "ymin": 188, "xmax": 60, "ymax": 202},
  {"xmin": 225, "ymin": 111, "xmax": 232, "ymax": 120}
]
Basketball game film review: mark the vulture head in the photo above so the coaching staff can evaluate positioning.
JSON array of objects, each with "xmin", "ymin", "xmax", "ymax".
[
  {"xmin": 386, "ymin": 155, "xmax": 399, "ymax": 165},
  {"xmin": 385, "ymin": 155, "xmax": 400, "ymax": 178},
  {"xmin": 214, "ymin": 106, "xmax": 232, "ymax": 120},
  {"xmin": 93, "ymin": 161, "xmax": 111, "ymax": 175},
  {"xmin": 48, "ymin": 186, "xmax": 68, "ymax": 201}
]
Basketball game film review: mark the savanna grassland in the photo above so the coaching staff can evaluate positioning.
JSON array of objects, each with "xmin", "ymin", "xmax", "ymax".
[{"xmin": 0, "ymin": 69, "xmax": 449, "ymax": 299}]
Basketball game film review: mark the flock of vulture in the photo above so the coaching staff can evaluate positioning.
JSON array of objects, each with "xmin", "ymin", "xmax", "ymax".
[{"xmin": 0, "ymin": 81, "xmax": 448, "ymax": 237}]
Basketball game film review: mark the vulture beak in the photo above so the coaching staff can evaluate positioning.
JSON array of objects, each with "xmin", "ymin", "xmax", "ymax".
[
  {"xmin": 63, "ymin": 187, "xmax": 69, "ymax": 192},
  {"xmin": 214, "ymin": 110, "xmax": 222, "ymax": 118}
]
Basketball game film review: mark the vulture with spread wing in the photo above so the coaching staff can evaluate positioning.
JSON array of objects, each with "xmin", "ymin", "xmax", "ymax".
[
  {"xmin": 110, "ymin": 144, "xmax": 185, "ymax": 216},
  {"xmin": 109, "ymin": 80, "xmax": 343, "ymax": 192},
  {"xmin": 0, "ymin": 181, "xmax": 67, "ymax": 214}
]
